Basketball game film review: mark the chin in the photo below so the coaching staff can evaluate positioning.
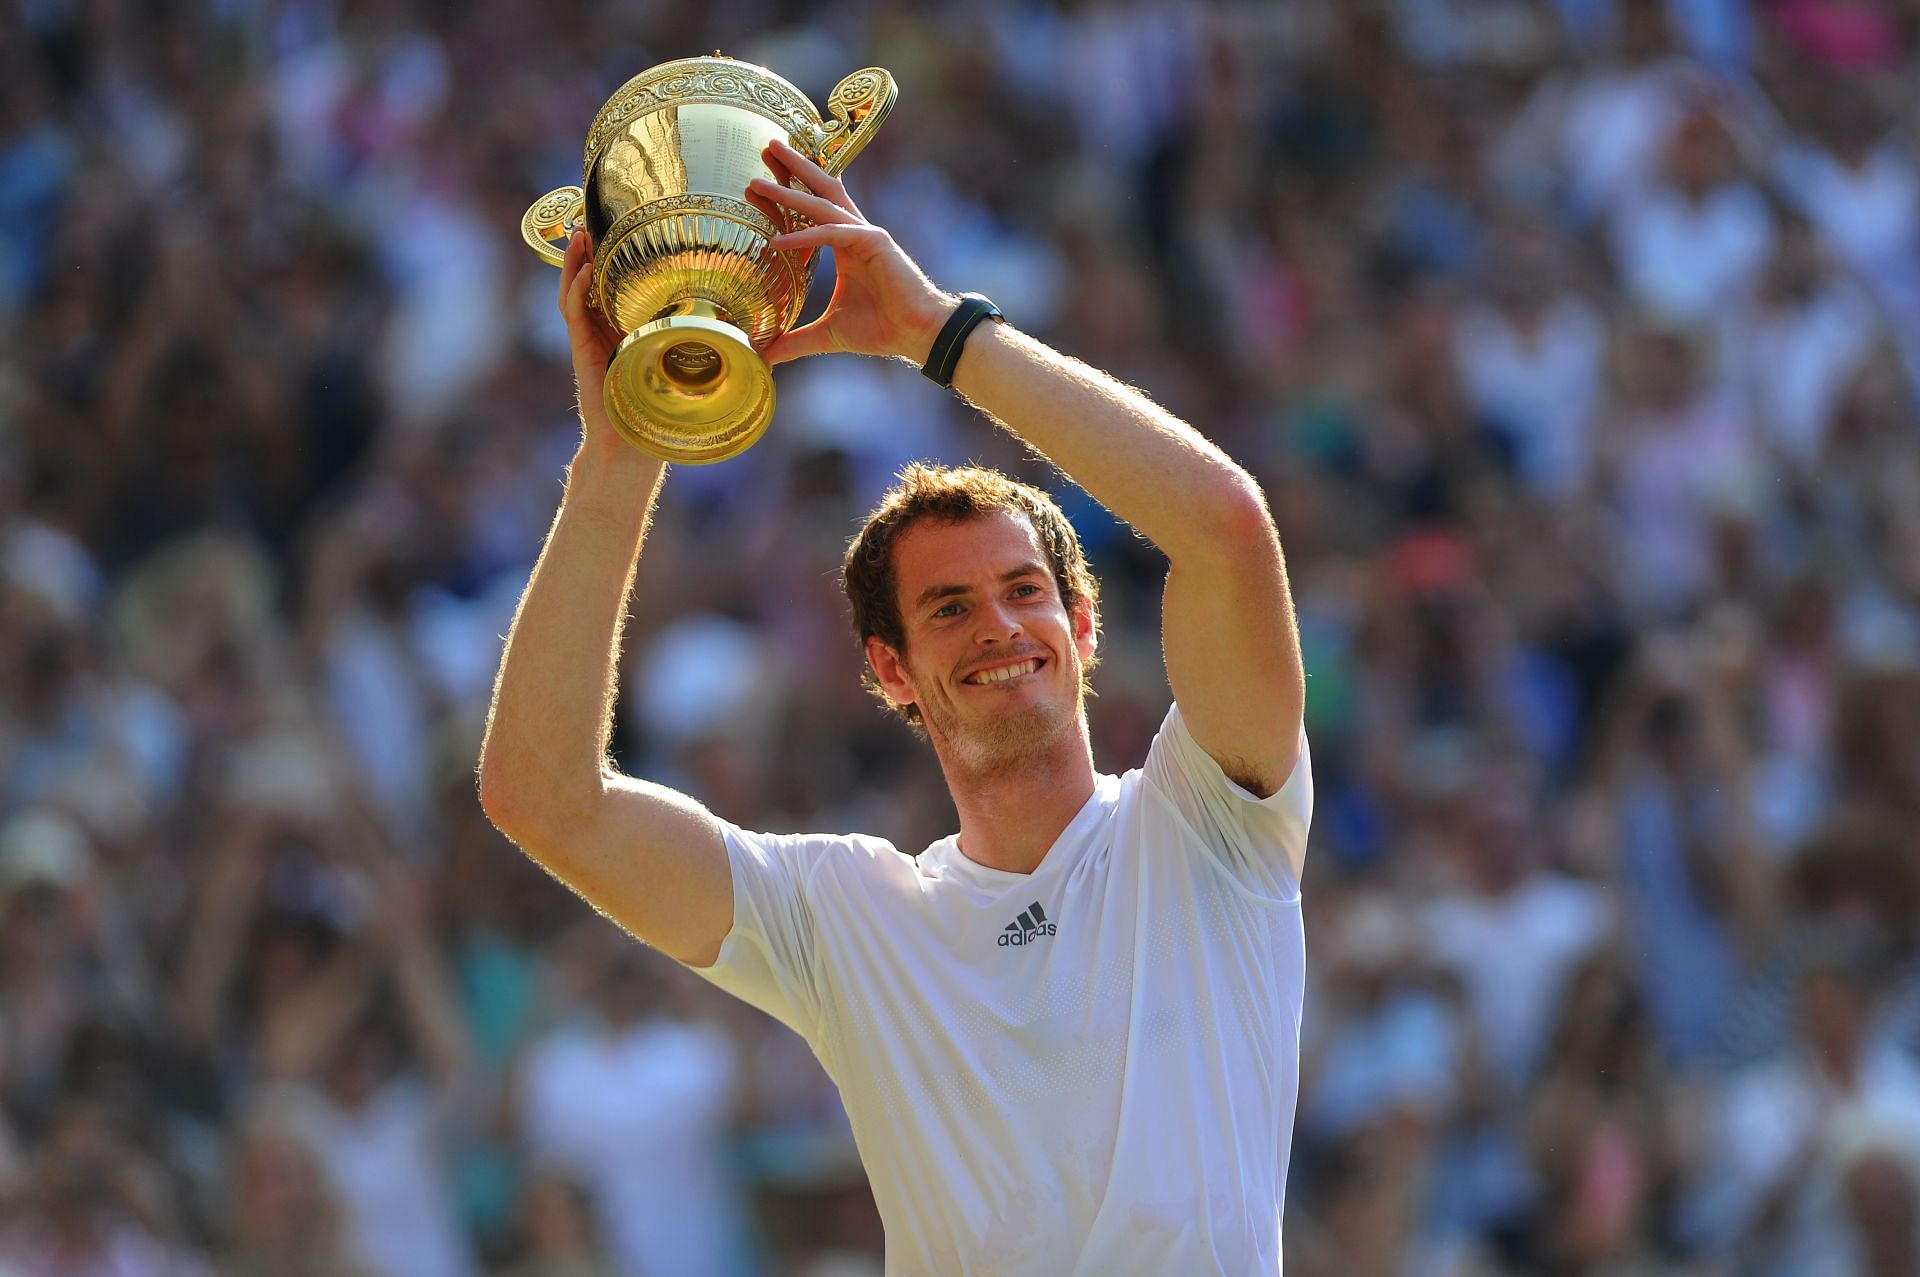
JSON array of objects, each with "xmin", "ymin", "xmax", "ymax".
[{"xmin": 945, "ymin": 698, "xmax": 1078, "ymax": 773}]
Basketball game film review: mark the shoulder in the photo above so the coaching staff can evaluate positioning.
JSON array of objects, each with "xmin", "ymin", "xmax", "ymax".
[
  {"xmin": 1127, "ymin": 702, "xmax": 1313, "ymax": 896},
  {"xmin": 721, "ymin": 822, "xmax": 920, "ymax": 893},
  {"xmin": 1143, "ymin": 701, "xmax": 1312, "ymax": 808}
]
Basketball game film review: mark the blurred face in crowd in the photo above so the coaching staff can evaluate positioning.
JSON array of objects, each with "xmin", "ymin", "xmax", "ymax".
[
  {"xmin": 1803, "ymin": 968, "xmax": 1871, "ymax": 1076},
  {"xmin": 588, "ymin": 948, "xmax": 668, "ymax": 1028},
  {"xmin": 867, "ymin": 511, "xmax": 1098, "ymax": 775},
  {"xmin": 522, "ymin": 1174, "xmax": 601, "ymax": 1258},
  {"xmin": 233, "ymin": 1124, "xmax": 337, "ymax": 1253},
  {"xmin": 1667, "ymin": 114, "xmax": 1737, "ymax": 198},
  {"xmin": 1846, "ymin": 1150, "xmax": 1920, "ymax": 1272},
  {"xmin": 322, "ymin": 1018, "xmax": 397, "ymax": 1110}
]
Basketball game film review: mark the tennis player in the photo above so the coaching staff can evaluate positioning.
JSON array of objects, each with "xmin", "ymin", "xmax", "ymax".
[{"xmin": 480, "ymin": 135, "xmax": 1311, "ymax": 1275}]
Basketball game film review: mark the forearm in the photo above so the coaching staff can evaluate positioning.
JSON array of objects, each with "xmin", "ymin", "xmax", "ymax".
[
  {"xmin": 479, "ymin": 440, "xmax": 666, "ymax": 826},
  {"xmin": 945, "ymin": 321, "xmax": 1267, "ymax": 558},
  {"xmin": 393, "ymin": 938, "xmax": 471, "ymax": 1083}
]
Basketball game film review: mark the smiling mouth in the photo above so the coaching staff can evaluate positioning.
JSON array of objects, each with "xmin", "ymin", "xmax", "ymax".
[{"xmin": 963, "ymin": 657, "xmax": 1045, "ymax": 686}]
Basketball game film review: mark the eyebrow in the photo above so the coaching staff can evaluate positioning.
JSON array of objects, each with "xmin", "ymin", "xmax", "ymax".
[{"xmin": 914, "ymin": 562, "xmax": 1049, "ymax": 610}]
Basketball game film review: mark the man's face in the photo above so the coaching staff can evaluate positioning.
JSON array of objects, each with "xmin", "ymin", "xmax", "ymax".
[{"xmin": 867, "ymin": 510, "xmax": 1096, "ymax": 772}]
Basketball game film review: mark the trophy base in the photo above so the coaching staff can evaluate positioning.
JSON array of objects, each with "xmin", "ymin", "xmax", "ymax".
[{"xmin": 604, "ymin": 310, "xmax": 774, "ymax": 465}]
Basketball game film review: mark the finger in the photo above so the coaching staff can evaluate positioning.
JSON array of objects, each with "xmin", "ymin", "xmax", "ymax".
[
  {"xmin": 560, "ymin": 228, "xmax": 594, "ymax": 306},
  {"xmin": 768, "ymin": 223, "xmax": 885, "ymax": 253},
  {"xmin": 748, "ymin": 177, "xmax": 860, "ymax": 226},
  {"xmin": 563, "ymin": 246, "xmax": 591, "ymax": 317},
  {"xmin": 759, "ymin": 142, "xmax": 797, "ymax": 188},
  {"xmin": 559, "ymin": 229, "xmax": 583, "ymax": 303},
  {"xmin": 744, "ymin": 185, "xmax": 782, "ymax": 226},
  {"xmin": 564, "ymin": 256, "xmax": 599, "ymax": 341},
  {"xmin": 744, "ymin": 183, "xmax": 804, "ymax": 234},
  {"xmin": 763, "ymin": 319, "xmax": 842, "ymax": 366},
  {"xmin": 768, "ymin": 136, "xmax": 859, "ymax": 213}
]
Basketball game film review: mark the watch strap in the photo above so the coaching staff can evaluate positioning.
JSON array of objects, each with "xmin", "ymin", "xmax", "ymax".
[{"xmin": 920, "ymin": 293, "xmax": 1004, "ymax": 388}]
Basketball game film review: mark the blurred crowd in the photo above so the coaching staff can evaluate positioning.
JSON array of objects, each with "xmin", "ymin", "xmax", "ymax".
[{"xmin": 2, "ymin": 0, "xmax": 1920, "ymax": 1273}]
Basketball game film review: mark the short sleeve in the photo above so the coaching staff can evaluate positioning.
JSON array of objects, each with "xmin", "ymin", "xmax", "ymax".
[
  {"xmin": 682, "ymin": 823, "xmax": 832, "ymax": 1042},
  {"xmin": 1140, "ymin": 701, "xmax": 1313, "ymax": 901}
]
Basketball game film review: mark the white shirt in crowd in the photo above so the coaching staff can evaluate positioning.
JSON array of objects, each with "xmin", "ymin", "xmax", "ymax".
[
  {"xmin": 1691, "ymin": 1045, "xmax": 1920, "ymax": 1276},
  {"xmin": 689, "ymin": 703, "xmax": 1314, "ymax": 1276},
  {"xmin": 1777, "ymin": 141, "xmax": 1920, "ymax": 278},
  {"xmin": 1611, "ymin": 181, "xmax": 1777, "ymax": 325},
  {"xmin": 1612, "ymin": 390, "xmax": 1762, "ymax": 617},
  {"xmin": 1741, "ymin": 279, "xmax": 1878, "ymax": 467},
  {"xmin": 295, "ymin": 1078, "xmax": 474, "ymax": 1277},
  {"xmin": 1422, "ymin": 874, "xmax": 1614, "ymax": 1090},
  {"xmin": 521, "ymin": 1016, "xmax": 748, "ymax": 1277},
  {"xmin": 1452, "ymin": 294, "xmax": 1608, "ymax": 499}
]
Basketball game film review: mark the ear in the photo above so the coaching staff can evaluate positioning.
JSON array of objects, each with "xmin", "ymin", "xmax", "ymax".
[
  {"xmin": 865, "ymin": 636, "xmax": 918, "ymax": 709},
  {"xmin": 1070, "ymin": 593, "xmax": 1098, "ymax": 665}
]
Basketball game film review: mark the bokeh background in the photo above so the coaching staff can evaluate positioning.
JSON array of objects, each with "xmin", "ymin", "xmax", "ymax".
[{"xmin": 3, "ymin": 0, "xmax": 1920, "ymax": 1273}]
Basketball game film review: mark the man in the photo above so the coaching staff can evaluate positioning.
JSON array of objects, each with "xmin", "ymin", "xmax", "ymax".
[{"xmin": 479, "ymin": 135, "xmax": 1311, "ymax": 1274}]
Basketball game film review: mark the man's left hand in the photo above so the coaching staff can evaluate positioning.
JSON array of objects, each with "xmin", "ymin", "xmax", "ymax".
[{"xmin": 749, "ymin": 136, "xmax": 956, "ymax": 367}]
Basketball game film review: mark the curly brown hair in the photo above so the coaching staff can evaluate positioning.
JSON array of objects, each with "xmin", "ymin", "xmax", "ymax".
[{"xmin": 843, "ymin": 463, "xmax": 1101, "ymax": 728}]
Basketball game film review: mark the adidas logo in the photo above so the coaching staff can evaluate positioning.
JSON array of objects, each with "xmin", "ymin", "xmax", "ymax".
[{"xmin": 997, "ymin": 901, "xmax": 1056, "ymax": 947}]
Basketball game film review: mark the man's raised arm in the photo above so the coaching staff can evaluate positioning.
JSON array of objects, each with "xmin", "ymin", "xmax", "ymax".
[
  {"xmin": 477, "ymin": 228, "xmax": 734, "ymax": 967},
  {"xmin": 754, "ymin": 138, "xmax": 1305, "ymax": 806}
]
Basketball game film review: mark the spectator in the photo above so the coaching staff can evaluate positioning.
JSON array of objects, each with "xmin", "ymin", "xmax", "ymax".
[
  {"xmin": 1689, "ymin": 940, "xmax": 1920, "ymax": 1275},
  {"xmin": 498, "ymin": 1172, "xmax": 617, "ymax": 1277},
  {"xmin": 1610, "ymin": 109, "xmax": 1777, "ymax": 325},
  {"xmin": 519, "ymin": 938, "xmax": 751, "ymax": 1277},
  {"xmin": 219, "ymin": 1103, "xmax": 380, "ymax": 1277},
  {"xmin": 0, "ymin": 0, "xmax": 1917, "ymax": 1270}
]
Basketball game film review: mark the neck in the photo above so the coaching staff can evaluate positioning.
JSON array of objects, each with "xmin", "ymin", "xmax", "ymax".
[{"xmin": 935, "ymin": 724, "xmax": 1098, "ymax": 875}]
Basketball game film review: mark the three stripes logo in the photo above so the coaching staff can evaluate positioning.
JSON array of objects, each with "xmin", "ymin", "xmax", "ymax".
[{"xmin": 997, "ymin": 901, "xmax": 1056, "ymax": 947}]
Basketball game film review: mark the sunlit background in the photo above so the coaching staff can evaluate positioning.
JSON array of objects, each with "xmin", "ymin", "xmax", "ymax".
[{"xmin": 2, "ymin": 0, "xmax": 1919, "ymax": 1273}]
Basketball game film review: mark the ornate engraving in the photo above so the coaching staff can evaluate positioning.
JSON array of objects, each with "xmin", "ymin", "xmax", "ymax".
[
  {"xmin": 527, "ymin": 186, "xmax": 583, "ymax": 226},
  {"xmin": 583, "ymin": 57, "xmax": 826, "ymax": 173},
  {"xmin": 599, "ymin": 192, "xmax": 782, "ymax": 247},
  {"xmin": 592, "ymin": 192, "xmax": 807, "ymax": 332},
  {"xmin": 520, "ymin": 185, "xmax": 586, "ymax": 264},
  {"xmin": 819, "ymin": 68, "xmax": 897, "ymax": 176},
  {"xmin": 828, "ymin": 72, "xmax": 883, "ymax": 114}
]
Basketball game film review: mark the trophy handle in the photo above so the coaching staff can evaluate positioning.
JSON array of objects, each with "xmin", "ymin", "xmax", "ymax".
[
  {"xmin": 521, "ymin": 186, "xmax": 587, "ymax": 267},
  {"xmin": 817, "ymin": 68, "xmax": 897, "ymax": 177}
]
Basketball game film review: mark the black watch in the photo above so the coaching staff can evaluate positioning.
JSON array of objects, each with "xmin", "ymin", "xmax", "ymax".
[{"xmin": 920, "ymin": 293, "xmax": 1005, "ymax": 388}]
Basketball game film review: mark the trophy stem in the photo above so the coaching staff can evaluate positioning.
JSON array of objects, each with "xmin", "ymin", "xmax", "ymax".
[
  {"xmin": 604, "ymin": 304, "xmax": 775, "ymax": 465},
  {"xmin": 652, "ymin": 301, "xmax": 732, "ymax": 394}
]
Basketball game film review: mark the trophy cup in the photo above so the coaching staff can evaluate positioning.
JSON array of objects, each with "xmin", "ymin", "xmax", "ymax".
[{"xmin": 522, "ymin": 55, "xmax": 896, "ymax": 463}]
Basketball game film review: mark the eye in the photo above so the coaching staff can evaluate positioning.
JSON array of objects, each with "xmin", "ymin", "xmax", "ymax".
[
  {"xmin": 932, "ymin": 602, "xmax": 963, "ymax": 619},
  {"xmin": 1011, "ymin": 583, "xmax": 1041, "ymax": 599}
]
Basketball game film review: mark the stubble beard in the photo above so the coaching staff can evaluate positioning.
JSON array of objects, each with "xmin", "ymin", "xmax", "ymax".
[{"xmin": 920, "ymin": 655, "xmax": 1085, "ymax": 779}]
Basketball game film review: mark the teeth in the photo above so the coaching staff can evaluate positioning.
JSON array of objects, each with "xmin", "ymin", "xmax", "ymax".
[{"xmin": 971, "ymin": 659, "xmax": 1038, "ymax": 685}]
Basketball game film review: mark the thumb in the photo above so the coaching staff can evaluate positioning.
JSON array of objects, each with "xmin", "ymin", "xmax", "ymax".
[{"xmin": 763, "ymin": 318, "xmax": 843, "ymax": 366}]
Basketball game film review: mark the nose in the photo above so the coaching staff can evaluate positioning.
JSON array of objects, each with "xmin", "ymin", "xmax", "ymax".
[{"xmin": 973, "ymin": 598, "xmax": 1022, "ymax": 644}]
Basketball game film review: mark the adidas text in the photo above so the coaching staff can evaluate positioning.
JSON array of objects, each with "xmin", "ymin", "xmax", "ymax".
[{"xmin": 998, "ymin": 902, "xmax": 1055, "ymax": 947}]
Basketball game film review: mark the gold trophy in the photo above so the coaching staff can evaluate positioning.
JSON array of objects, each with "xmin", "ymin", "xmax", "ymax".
[{"xmin": 521, "ymin": 55, "xmax": 896, "ymax": 463}]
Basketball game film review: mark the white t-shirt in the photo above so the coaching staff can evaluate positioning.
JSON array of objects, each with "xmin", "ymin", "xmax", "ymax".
[
  {"xmin": 690, "ymin": 703, "xmax": 1314, "ymax": 1275},
  {"xmin": 520, "ymin": 1018, "xmax": 747, "ymax": 1277},
  {"xmin": 294, "ymin": 1079, "xmax": 473, "ymax": 1277}
]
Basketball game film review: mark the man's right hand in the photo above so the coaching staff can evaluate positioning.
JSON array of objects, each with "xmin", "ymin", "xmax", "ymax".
[{"xmin": 559, "ymin": 228, "xmax": 628, "ymax": 452}]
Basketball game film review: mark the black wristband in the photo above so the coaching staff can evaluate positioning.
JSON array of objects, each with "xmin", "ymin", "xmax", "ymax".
[{"xmin": 920, "ymin": 293, "xmax": 1004, "ymax": 388}]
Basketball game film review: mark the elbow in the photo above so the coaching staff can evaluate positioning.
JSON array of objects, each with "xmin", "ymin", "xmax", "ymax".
[
  {"xmin": 476, "ymin": 741, "xmax": 553, "ymax": 844},
  {"xmin": 1197, "ymin": 471, "xmax": 1279, "ymax": 557},
  {"xmin": 475, "ymin": 726, "xmax": 513, "ymax": 825},
  {"xmin": 477, "ymin": 742, "xmax": 604, "ymax": 848},
  {"xmin": 1159, "ymin": 478, "xmax": 1277, "ymax": 574},
  {"xmin": 475, "ymin": 755, "xmax": 522, "ymax": 836}
]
